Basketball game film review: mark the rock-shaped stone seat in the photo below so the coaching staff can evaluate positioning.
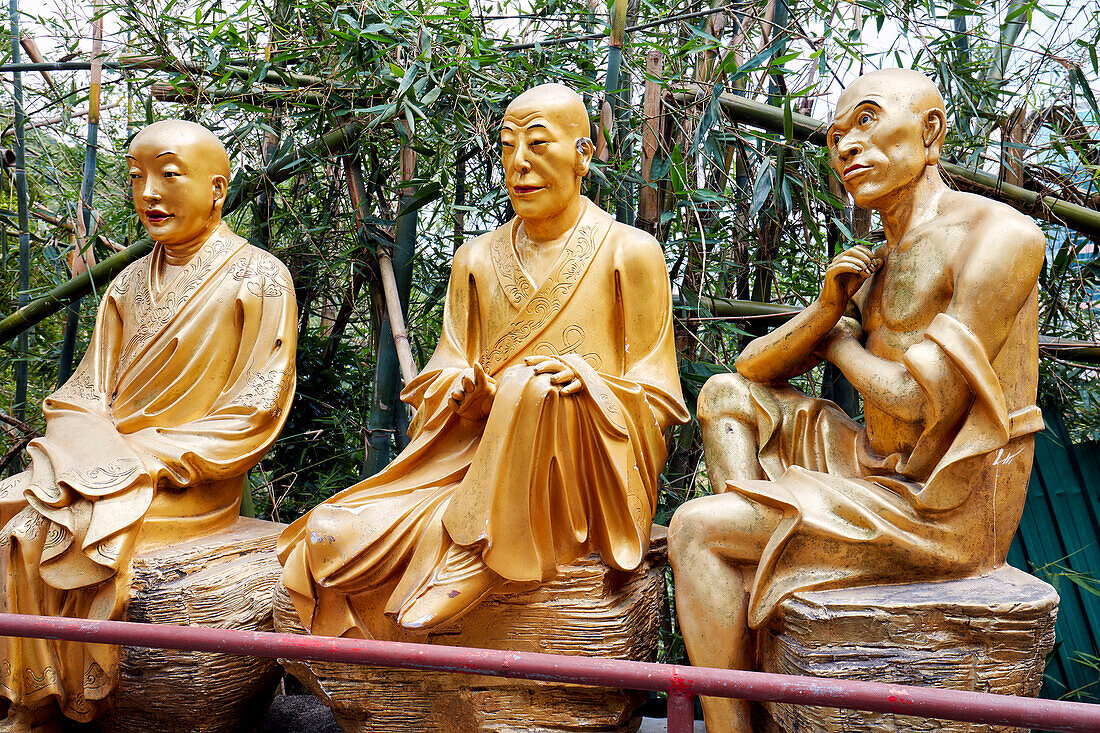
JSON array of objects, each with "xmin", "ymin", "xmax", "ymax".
[
  {"xmin": 758, "ymin": 565, "xmax": 1059, "ymax": 733},
  {"xmin": 93, "ymin": 517, "xmax": 286, "ymax": 733},
  {"xmin": 273, "ymin": 528, "xmax": 670, "ymax": 733}
]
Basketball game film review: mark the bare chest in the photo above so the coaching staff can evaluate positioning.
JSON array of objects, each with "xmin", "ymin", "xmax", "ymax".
[{"xmin": 860, "ymin": 232, "xmax": 960, "ymax": 354}]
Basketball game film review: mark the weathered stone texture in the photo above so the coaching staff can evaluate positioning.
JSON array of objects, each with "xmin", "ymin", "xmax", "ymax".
[
  {"xmin": 94, "ymin": 518, "xmax": 285, "ymax": 733},
  {"xmin": 758, "ymin": 565, "xmax": 1058, "ymax": 733},
  {"xmin": 274, "ymin": 530, "xmax": 669, "ymax": 733}
]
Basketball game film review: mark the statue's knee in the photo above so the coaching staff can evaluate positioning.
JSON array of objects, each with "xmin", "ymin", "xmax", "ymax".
[
  {"xmin": 697, "ymin": 372, "xmax": 755, "ymax": 428},
  {"xmin": 304, "ymin": 506, "xmax": 346, "ymax": 549},
  {"xmin": 668, "ymin": 499, "xmax": 712, "ymax": 564}
]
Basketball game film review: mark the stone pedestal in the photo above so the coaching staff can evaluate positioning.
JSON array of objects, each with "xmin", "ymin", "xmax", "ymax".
[
  {"xmin": 94, "ymin": 517, "xmax": 286, "ymax": 733},
  {"xmin": 273, "ymin": 528, "xmax": 669, "ymax": 733},
  {"xmin": 757, "ymin": 565, "xmax": 1059, "ymax": 733}
]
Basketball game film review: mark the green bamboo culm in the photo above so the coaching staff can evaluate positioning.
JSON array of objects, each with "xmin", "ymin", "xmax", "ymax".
[
  {"xmin": 57, "ymin": 0, "xmax": 104, "ymax": 387},
  {"xmin": 604, "ymin": 0, "xmax": 631, "ymax": 223},
  {"xmin": 8, "ymin": 0, "xmax": 31, "ymax": 422},
  {"xmin": 670, "ymin": 88, "xmax": 1100, "ymax": 240}
]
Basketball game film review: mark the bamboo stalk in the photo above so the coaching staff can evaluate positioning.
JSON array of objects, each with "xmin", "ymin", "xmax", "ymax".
[
  {"xmin": 377, "ymin": 252, "xmax": 417, "ymax": 385},
  {"xmin": 8, "ymin": 0, "xmax": 30, "ymax": 422},
  {"xmin": 636, "ymin": 49, "xmax": 664, "ymax": 233},
  {"xmin": 18, "ymin": 35, "xmax": 56, "ymax": 91},
  {"xmin": 58, "ymin": 0, "xmax": 104, "ymax": 386},
  {"xmin": 669, "ymin": 88, "xmax": 1100, "ymax": 238},
  {"xmin": 603, "ymin": 0, "xmax": 630, "ymax": 222},
  {"xmin": 677, "ymin": 295, "xmax": 1100, "ymax": 363}
]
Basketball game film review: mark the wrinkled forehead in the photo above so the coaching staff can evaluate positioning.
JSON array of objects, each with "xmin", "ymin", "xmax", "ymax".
[
  {"xmin": 502, "ymin": 99, "xmax": 587, "ymax": 137},
  {"xmin": 833, "ymin": 79, "xmax": 898, "ymax": 122}
]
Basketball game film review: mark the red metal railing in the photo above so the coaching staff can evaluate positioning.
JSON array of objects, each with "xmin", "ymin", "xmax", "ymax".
[{"xmin": 1, "ymin": 612, "xmax": 1098, "ymax": 733}]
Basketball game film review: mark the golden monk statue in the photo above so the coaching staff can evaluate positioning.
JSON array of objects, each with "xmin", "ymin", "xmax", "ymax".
[
  {"xmin": 0, "ymin": 120, "xmax": 296, "ymax": 727},
  {"xmin": 278, "ymin": 83, "xmax": 689, "ymax": 637},
  {"xmin": 668, "ymin": 68, "xmax": 1046, "ymax": 731}
]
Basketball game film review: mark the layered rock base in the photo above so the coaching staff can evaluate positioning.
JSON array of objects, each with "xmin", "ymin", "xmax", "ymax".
[
  {"xmin": 273, "ymin": 528, "xmax": 669, "ymax": 733},
  {"xmin": 94, "ymin": 517, "xmax": 286, "ymax": 733},
  {"xmin": 757, "ymin": 565, "xmax": 1059, "ymax": 733}
]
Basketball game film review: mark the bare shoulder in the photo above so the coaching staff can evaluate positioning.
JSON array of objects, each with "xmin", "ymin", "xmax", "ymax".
[{"xmin": 948, "ymin": 190, "xmax": 1045, "ymax": 260}]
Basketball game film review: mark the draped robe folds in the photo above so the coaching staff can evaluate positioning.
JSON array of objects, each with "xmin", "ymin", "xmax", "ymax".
[
  {"xmin": 722, "ymin": 309, "xmax": 1044, "ymax": 629},
  {"xmin": 279, "ymin": 198, "xmax": 689, "ymax": 638},
  {"xmin": 0, "ymin": 224, "xmax": 296, "ymax": 721}
]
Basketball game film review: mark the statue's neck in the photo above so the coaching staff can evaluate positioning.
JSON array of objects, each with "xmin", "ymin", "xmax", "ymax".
[
  {"xmin": 519, "ymin": 196, "xmax": 586, "ymax": 243},
  {"xmin": 879, "ymin": 168, "xmax": 947, "ymax": 248},
  {"xmin": 161, "ymin": 221, "xmax": 224, "ymax": 266}
]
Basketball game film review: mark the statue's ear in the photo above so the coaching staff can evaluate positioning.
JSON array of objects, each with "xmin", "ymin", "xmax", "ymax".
[
  {"xmin": 575, "ymin": 137, "xmax": 594, "ymax": 177},
  {"xmin": 923, "ymin": 108, "xmax": 947, "ymax": 166},
  {"xmin": 212, "ymin": 175, "xmax": 228, "ymax": 212}
]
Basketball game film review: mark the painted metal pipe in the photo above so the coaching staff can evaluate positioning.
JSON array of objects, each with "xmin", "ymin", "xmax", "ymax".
[
  {"xmin": 666, "ymin": 689, "xmax": 695, "ymax": 733},
  {"xmin": 0, "ymin": 613, "xmax": 1098, "ymax": 732}
]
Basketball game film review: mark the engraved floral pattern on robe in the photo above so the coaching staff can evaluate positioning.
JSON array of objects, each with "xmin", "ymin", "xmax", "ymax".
[
  {"xmin": 481, "ymin": 224, "xmax": 602, "ymax": 372},
  {"xmin": 233, "ymin": 367, "xmax": 294, "ymax": 418},
  {"xmin": 118, "ymin": 233, "xmax": 236, "ymax": 374}
]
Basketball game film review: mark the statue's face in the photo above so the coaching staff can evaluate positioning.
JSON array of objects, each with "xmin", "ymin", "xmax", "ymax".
[
  {"xmin": 500, "ymin": 103, "xmax": 582, "ymax": 222},
  {"xmin": 126, "ymin": 132, "xmax": 224, "ymax": 246},
  {"xmin": 827, "ymin": 77, "xmax": 930, "ymax": 210}
]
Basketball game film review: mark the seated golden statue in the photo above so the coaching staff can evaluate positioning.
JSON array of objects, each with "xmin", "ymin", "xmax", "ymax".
[
  {"xmin": 668, "ymin": 68, "xmax": 1046, "ymax": 731},
  {"xmin": 278, "ymin": 83, "xmax": 688, "ymax": 636},
  {"xmin": 0, "ymin": 120, "xmax": 296, "ymax": 726}
]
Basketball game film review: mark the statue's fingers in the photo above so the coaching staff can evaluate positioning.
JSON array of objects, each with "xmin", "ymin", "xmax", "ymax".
[
  {"xmin": 549, "ymin": 369, "xmax": 575, "ymax": 385},
  {"xmin": 560, "ymin": 379, "xmax": 584, "ymax": 395},
  {"xmin": 524, "ymin": 355, "xmax": 550, "ymax": 366},
  {"xmin": 532, "ymin": 360, "xmax": 565, "ymax": 375}
]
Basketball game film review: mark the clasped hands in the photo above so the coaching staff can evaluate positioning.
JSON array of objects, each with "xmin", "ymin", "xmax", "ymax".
[
  {"xmin": 816, "ymin": 243, "xmax": 880, "ymax": 359},
  {"xmin": 449, "ymin": 355, "xmax": 585, "ymax": 420}
]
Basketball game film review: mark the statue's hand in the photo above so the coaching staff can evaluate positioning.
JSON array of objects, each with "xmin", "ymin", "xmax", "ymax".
[
  {"xmin": 819, "ymin": 244, "xmax": 881, "ymax": 310},
  {"xmin": 449, "ymin": 362, "xmax": 496, "ymax": 420},
  {"xmin": 524, "ymin": 355, "xmax": 585, "ymax": 396}
]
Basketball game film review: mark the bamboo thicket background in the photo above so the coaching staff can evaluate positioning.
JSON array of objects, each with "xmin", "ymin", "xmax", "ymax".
[{"xmin": 0, "ymin": 0, "xmax": 1098, "ymax": 690}]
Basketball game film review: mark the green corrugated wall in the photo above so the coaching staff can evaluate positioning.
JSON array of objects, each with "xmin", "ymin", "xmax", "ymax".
[{"xmin": 1008, "ymin": 413, "xmax": 1100, "ymax": 704}]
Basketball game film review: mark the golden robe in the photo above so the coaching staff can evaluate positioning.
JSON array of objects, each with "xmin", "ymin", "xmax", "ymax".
[
  {"xmin": 722, "ymin": 310, "xmax": 1044, "ymax": 628},
  {"xmin": 279, "ymin": 198, "xmax": 688, "ymax": 637},
  {"xmin": 0, "ymin": 224, "xmax": 296, "ymax": 720}
]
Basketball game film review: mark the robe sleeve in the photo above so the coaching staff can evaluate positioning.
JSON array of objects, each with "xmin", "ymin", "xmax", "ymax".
[
  {"xmin": 120, "ymin": 261, "xmax": 297, "ymax": 488},
  {"xmin": 399, "ymin": 240, "xmax": 485, "ymax": 436},
  {"xmin": 610, "ymin": 228, "xmax": 690, "ymax": 431}
]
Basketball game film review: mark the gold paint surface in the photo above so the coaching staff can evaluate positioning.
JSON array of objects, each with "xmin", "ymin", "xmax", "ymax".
[
  {"xmin": 278, "ymin": 83, "xmax": 688, "ymax": 639},
  {"xmin": 669, "ymin": 69, "xmax": 1048, "ymax": 732},
  {"xmin": 0, "ymin": 120, "xmax": 297, "ymax": 724}
]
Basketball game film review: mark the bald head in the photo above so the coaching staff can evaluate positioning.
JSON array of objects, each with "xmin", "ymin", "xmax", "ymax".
[
  {"xmin": 129, "ymin": 119, "xmax": 231, "ymax": 179},
  {"xmin": 504, "ymin": 83, "xmax": 590, "ymax": 142},
  {"xmin": 835, "ymin": 69, "xmax": 946, "ymax": 137}
]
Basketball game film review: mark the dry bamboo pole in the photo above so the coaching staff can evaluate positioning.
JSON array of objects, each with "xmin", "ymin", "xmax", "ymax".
[
  {"xmin": 636, "ymin": 49, "xmax": 664, "ymax": 235},
  {"xmin": 344, "ymin": 158, "xmax": 417, "ymax": 386},
  {"xmin": 377, "ymin": 251, "xmax": 417, "ymax": 385},
  {"xmin": 18, "ymin": 35, "xmax": 56, "ymax": 92}
]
